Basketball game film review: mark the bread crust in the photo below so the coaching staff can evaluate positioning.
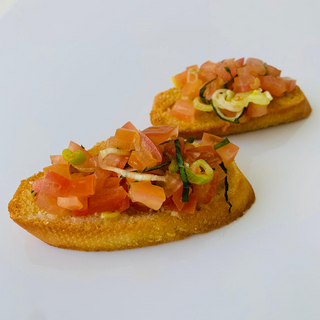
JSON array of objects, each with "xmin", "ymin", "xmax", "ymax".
[
  {"xmin": 9, "ymin": 162, "xmax": 255, "ymax": 251},
  {"xmin": 150, "ymin": 86, "xmax": 312, "ymax": 139}
]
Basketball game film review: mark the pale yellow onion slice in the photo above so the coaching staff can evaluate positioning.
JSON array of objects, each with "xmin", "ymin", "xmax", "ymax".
[{"xmin": 193, "ymin": 97, "xmax": 213, "ymax": 112}]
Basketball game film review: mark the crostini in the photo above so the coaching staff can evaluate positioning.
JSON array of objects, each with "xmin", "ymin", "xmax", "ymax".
[
  {"xmin": 150, "ymin": 57, "xmax": 312, "ymax": 138},
  {"xmin": 9, "ymin": 123, "xmax": 255, "ymax": 251}
]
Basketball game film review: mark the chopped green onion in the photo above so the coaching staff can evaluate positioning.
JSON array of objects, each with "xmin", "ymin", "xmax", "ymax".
[
  {"xmin": 174, "ymin": 139, "xmax": 189, "ymax": 202},
  {"xmin": 62, "ymin": 148, "xmax": 87, "ymax": 166},
  {"xmin": 164, "ymin": 152, "xmax": 178, "ymax": 173},
  {"xmin": 186, "ymin": 159, "xmax": 214, "ymax": 185},
  {"xmin": 219, "ymin": 162, "xmax": 232, "ymax": 213},
  {"xmin": 214, "ymin": 138, "xmax": 230, "ymax": 150}
]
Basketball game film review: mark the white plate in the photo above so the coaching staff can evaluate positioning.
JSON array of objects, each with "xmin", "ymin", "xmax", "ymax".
[{"xmin": 2, "ymin": 1, "xmax": 320, "ymax": 319}]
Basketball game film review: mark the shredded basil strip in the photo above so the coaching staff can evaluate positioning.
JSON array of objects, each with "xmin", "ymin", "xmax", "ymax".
[
  {"xmin": 219, "ymin": 162, "xmax": 232, "ymax": 213},
  {"xmin": 214, "ymin": 138, "xmax": 230, "ymax": 150},
  {"xmin": 224, "ymin": 67, "xmax": 234, "ymax": 88},
  {"xmin": 186, "ymin": 137, "xmax": 195, "ymax": 143},
  {"xmin": 174, "ymin": 139, "xmax": 190, "ymax": 202},
  {"xmin": 199, "ymin": 78, "xmax": 216, "ymax": 105},
  {"xmin": 142, "ymin": 161, "xmax": 171, "ymax": 173}
]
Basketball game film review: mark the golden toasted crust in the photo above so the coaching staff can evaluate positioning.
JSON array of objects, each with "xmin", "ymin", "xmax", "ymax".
[
  {"xmin": 8, "ymin": 160, "xmax": 255, "ymax": 251},
  {"xmin": 150, "ymin": 86, "xmax": 312, "ymax": 138}
]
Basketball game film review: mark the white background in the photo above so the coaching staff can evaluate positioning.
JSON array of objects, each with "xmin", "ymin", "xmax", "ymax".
[{"xmin": 1, "ymin": 0, "xmax": 320, "ymax": 319}]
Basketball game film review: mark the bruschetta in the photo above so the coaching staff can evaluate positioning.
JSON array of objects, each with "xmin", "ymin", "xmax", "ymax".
[
  {"xmin": 150, "ymin": 58, "xmax": 312, "ymax": 138},
  {"xmin": 9, "ymin": 123, "xmax": 255, "ymax": 251}
]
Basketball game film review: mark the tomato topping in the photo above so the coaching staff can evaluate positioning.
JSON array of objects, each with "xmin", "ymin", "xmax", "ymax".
[
  {"xmin": 121, "ymin": 121, "xmax": 139, "ymax": 132},
  {"xmin": 115, "ymin": 128, "xmax": 139, "ymax": 144},
  {"xmin": 39, "ymin": 171, "xmax": 70, "ymax": 197},
  {"xmin": 159, "ymin": 172, "xmax": 183, "ymax": 198},
  {"xmin": 198, "ymin": 61, "xmax": 216, "ymax": 82},
  {"xmin": 68, "ymin": 141, "xmax": 92, "ymax": 166},
  {"xmin": 142, "ymin": 125, "xmax": 179, "ymax": 145},
  {"xmin": 281, "ymin": 77, "xmax": 296, "ymax": 92},
  {"xmin": 50, "ymin": 155, "xmax": 68, "ymax": 165},
  {"xmin": 57, "ymin": 196, "xmax": 83, "ymax": 210},
  {"xmin": 65, "ymin": 174, "xmax": 96, "ymax": 197},
  {"xmin": 193, "ymin": 169, "xmax": 219, "ymax": 204},
  {"xmin": 43, "ymin": 164, "xmax": 71, "ymax": 180},
  {"xmin": 266, "ymin": 64, "xmax": 281, "ymax": 77},
  {"xmin": 72, "ymin": 197, "xmax": 89, "ymax": 216},
  {"xmin": 100, "ymin": 153, "xmax": 129, "ymax": 169},
  {"xmin": 128, "ymin": 181, "xmax": 166, "ymax": 210},
  {"xmin": 234, "ymin": 58, "xmax": 244, "ymax": 68},
  {"xmin": 185, "ymin": 145, "xmax": 221, "ymax": 167},
  {"xmin": 171, "ymin": 71, "xmax": 187, "ymax": 89},
  {"xmin": 107, "ymin": 136, "xmax": 135, "ymax": 151},
  {"xmin": 88, "ymin": 185, "xmax": 128, "ymax": 214},
  {"xmin": 215, "ymin": 142, "xmax": 239, "ymax": 166},
  {"xmin": 36, "ymin": 194, "xmax": 68, "ymax": 215},
  {"xmin": 138, "ymin": 131, "xmax": 162, "ymax": 164},
  {"xmin": 203, "ymin": 77, "xmax": 224, "ymax": 100},
  {"xmin": 32, "ymin": 179, "xmax": 44, "ymax": 194},
  {"xmin": 164, "ymin": 193, "xmax": 197, "ymax": 214},
  {"xmin": 246, "ymin": 57, "xmax": 264, "ymax": 66},
  {"xmin": 128, "ymin": 149, "xmax": 157, "ymax": 172},
  {"xmin": 246, "ymin": 103, "xmax": 268, "ymax": 118},
  {"xmin": 170, "ymin": 99, "xmax": 196, "ymax": 122},
  {"xmin": 181, "ymin": 79, "xmax": 203, "ymax": 99},
  {"xmin": 259, "ymin": 76, "xmax": 286, "ymax": 97},
  {"xmin": 164, "ymin": 137, "xmax": 185, "ymax": 158},
  {"xmin": 200, "ymin": 132, "xmax": 223, "ymax": 147},
  {"xmin": 94, "ymin": 168, "xmax": 112, "ymax": 191},
  {"xmin": 233, "ymin": 75, "xmax": 257, "ymax": 93}
]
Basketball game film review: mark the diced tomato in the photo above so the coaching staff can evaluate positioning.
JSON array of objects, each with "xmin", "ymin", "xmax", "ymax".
[
  {"xmin": 131, "ymin": 201, "xmax": 150, "ymax": 213},
  {"xmin": 121, "ymin": 121, "xmax": 139, "ymax": 132},
  {"xmin": 128, "ymin": 181, "xmax": 166, "ymax": 210},
  {"xmin": 200, "ymin": 132, "xmax": 223, "ymax": 147},
  {"xmin": 138, "ymin": 131, "xmax": 163, "ymax": 164},
  {"xmin": 171, "ymin": 70, "xmax": 187, "ymax": 89},
  {"xmin": 172, "ymin": 186, "xmax": 190, "ymax": 211},
  {"xmin": 266, "ymin": 64, "xmax": 281, "ymax": 77},
  {"xmin": 170, "ymin": 99, "xmax": 196, "ymax": 122},
  {"xmin": 50, "ymin": 155, "xmax": 68, "ymax": 165},
  {"xmin": 246, "ymin": 103, "xmax": 268, "ymax": 118},
  {"xmin": 39, "ymin": 171, "xmax": 70, "ymax": 197},
  {"xmin": 259, "ymin": 76, "xmax": 286, "ymax": 97},
  {"xmin": 159, "ymin": 172, "xmax": 183, "ymax": 198},
  {"xmin": 164, "ymin": 193, "xmax": 197, "ymax": 214},
  {"xmin": 233, "ymin": 75, "xmax": 257, "ymax": 93},
  {"xmin": 94, "ymin": 168, "xmax": 112, "ymax": 191},
  {"xmin": 118, "ymin": 196, "xmax": 130, "ymax": 212},
  {"xmin": 100, "ymin": 153, "xmax": 129, "ymax": 169},
  {"xmin": 88, "ymin": 185, "xmax": 128, "ymax": 214},
  {"xmin": 203, "ymin": 77, "xmax": 224, "ymax": 100},
  {"xmin": 128, "ymin": 149, "xmax": 157, "ymax": 172},
  {"xmin": 104, "ymin": 177, "xmax": 122, "ymax": 188},
  {"xmin": 72, "ymin": 197, "xmax": 89, "ymax": 217},
  {"xmin": 215, "ymin": 143, "xmax": 239, "ymax": 166},
  {"xmin": 57, "ymin": 196, "xmax": 83, "ymax": 210},
  {"xmin": 192, "ymin": 170, "xmax": 219, "ymax": 204},
  {"xmin": 107, "ymin": 136, "xmax": 135, "ymax": 151},
  {"xmin": 184, "ymin": 145, "xmax": 221, "ymax": 167},
  {"xmin": 216, "ymin": 59, "xmax": 237, "ymax": 81},
  {"xmin": 281, "ymin": 77, "xmax": 296, "ymax": 92},
  {"xmin": 65, "ymin": 174, "xmax": 96, "ymax": 197},
  {"xmin": 181, "ymin": 79, "xmax": 203, "ymax": 99},
  {"xmin": 238, "ymin": 65, "xmax": 266, "ymax": 77},
  {"xmin": 32, "ymin": 179, "xmax": 44, "ymax": 194},
  {"xmin": 234, "ymin": 58, "xmax": 245, "ymax": 68},
  {"xmin": 142, "ymin": 125, "xmax": 179, "ymax": 145},
  {"xmin": 43, "ymin": 164, "xmax": 71, "ymax": 180},
  {"xmin": 36, "ymin": 194, "xmax": 68, "ymax": 215},
  {"xmin": 115, "ymin": 128, "xmax": 139, "ymax": 144},
  {"xmin": 246, "ymin": 57, "xmax": 264, "ymax": 66},
  {"xmin": 164, "ymin": 137, "xmax": 185, "ymax": 158},
  {"xmin": 70, "ymin": 173, "xmax": 86, "ymax": 180},
  {"xmin": 198, "ymin": 61, "xmax": 216, "ymax": 82}
]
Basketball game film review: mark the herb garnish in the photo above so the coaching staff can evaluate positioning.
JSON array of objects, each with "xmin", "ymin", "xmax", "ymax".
[
  {"xmin": 186, "ymin": 137, "xmax": 195, "ymax": 144},
  {"xmin": 174, "ymin": 139, "xmax": 190, "ymax": 202},
  {"xmin": 199, "ymin": 78, "xmax": 216, "ymax": 105},
  {"xmin": 219, "ymin": 162, "xmax": 232, "ymax": 213},
  {"xmin": 214, "ymin": 138, "xmax": 230, "ymax": 150},
  {"xmin": 224, "ymin": 67, "xmax": 234, "ymax": 88},
  {"xmin": 142, "ymin": 161, "xmax": 171, "ymax": 173}
]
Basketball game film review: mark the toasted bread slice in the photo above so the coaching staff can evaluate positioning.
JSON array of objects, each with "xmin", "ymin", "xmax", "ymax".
[
  {"xmin": 9, "ymin": 140, "xmax": 255, "ymax": 251},
  {"xmin": 151, "ymin": 86, "xmax": 312, "ymax": 139}
]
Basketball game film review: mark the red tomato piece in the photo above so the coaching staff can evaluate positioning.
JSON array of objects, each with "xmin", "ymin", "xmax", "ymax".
[
  {"xmin": 128, "ymin": 149, "xmax": 157, "ymax": 172},
  {"xmin": 128, "ymin": 181, "xmax": 166, "ymax": 210},
  {"xmin": 198, "ymin": 61, "xmax": 216, "ymax": 82},
  {"xmin": 118, "ymin": 196, "xmax": 130, "ymax": 212},
  {"xmin": 246, "ymin": 57, "xmax": 264, "ymax": 66},
  {"xmin": 164, "ymin": 137, "xmax": 185, "ymax": 158},
  {"xmin": 36, "ymin": 194, "xmax": 68, "ymax": 215},
  {"xmin": 234, "ymin": 58, "xmax": 245, "ymax": 68},
  {"xmin": 246, "ymin": 103, "xmax": 268, "ymax": 118},
  {"xmin": 170, "ymin": 99, "xmax": 196, "ymax": 122},
  {"xmin": 100, "ymin": 153, "xmax": 129, "ymax": 169},
  {"xmin": 203, "ymin": 77, "xmax": 224, "ymax": 100},
  {"xmin": 281, "ymin": 77, "xmax": 297, "ymax": 92},
  {"xmin": 171, "ymin": 70, "xmax": 187, "ymax": 89},
  {"xmin": 234, "ymin": 75, "xmax": 256, "ymax": 93},
  {"xmin": 32, "ymin": 179, "xmax": 44, "ymax": 194},
  {"xmin": 104, "ymin": 177, "xmax": 122, "ymax": 188},
  {"xmin": 94, "ymin": 168, "xmax": 112, "ymax": 191},
  {"xmin": 115, "ymin": 128, "xmax": 139, "ymax": 144},
  {"xmin": 65, "ymin": 174, "xmax": 96, "ymax": 197},
  {"xmin": 185, "ymin": 146, "xmax": 221, "ymax": 167},
  {"xmin": 50, "ymin": 155, "xmax": 68, "ymax": 165},
  {"xmin": 259, "ymin": 76, "xmax": 286, "ymax": 97},
  {"xmin": 172, "ymin": 186, "xmax": 190, "ymax": 211},
  {"xmin": 266, "ymin": 64, "xmax": 281, "ymax": 77},
  {"xmin": 142, "ymin": 125, "xmax": 179, "ymax": 145},
  {"xmin": 164, "ymin": 193, "xmax": 197, "ymax": 214},
  {"xmin": 88, "ymin": 186, "xmax": 128, "ymax": 214},
  {"xmin": 216, "ymin": 60, "xmax": 237, "ymax": 81},
  {"xmin": 192, "ymin": 169, "xmax": 219, "ymax": 204},
  {"xmin": 138, "ymin": 131, "xmax": 162, "ymax": 164},
  {"xmin": 159, "ymin": 172, "xmax": 183, "ymax": 198},
  {"xmin": 181, "ymin": 79, "xmax": 203, "ymax": 99},
  {"xmin": 39, "ymin": 171, "xmax": 70, "ymax": 197},
  {"xmin": 131, "ymin": 201, "xmax": 150, "ymax": 213},
  {"xmin": 121, "ymin": 121, "xmax": 139, "ymax": 132},
  {"xmin": 200, "ymin": 132, "xmax": 223, "ymax": 147},
  {"xmin": 107, "ymin": 136, "xmax": 135, "ymax": 151},
  {"xmin": 68, "ymin": 141, "xmax": 92, "ymax": 164},
  {"xmin": 43, "ymin": 164, "xmax": 71, "ymax": 180},
  {"xmin": 72, "ymin": 197, "xmax": 89, "ymax": 217},
  {"xmin": 57, "ymin": 196, "xmax": 83, "ymax": 210},
  {"xmin": 215, "ymin": 143, "xmax": 239, "ymax": 166}
]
